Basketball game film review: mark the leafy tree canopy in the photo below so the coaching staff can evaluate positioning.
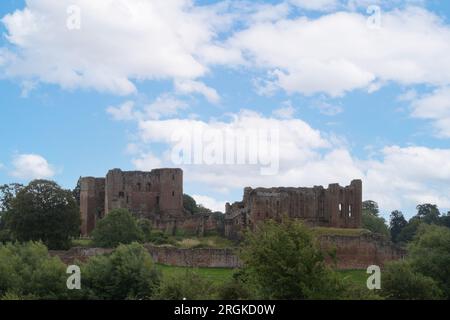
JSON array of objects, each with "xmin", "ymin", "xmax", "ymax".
[
  {"xmin": 6, "ymin": 180, "xmax": 79, "ymax": 250},
  {"xmin": 91, "ymin": 209, "xmax": 143, "ymax": 248}
]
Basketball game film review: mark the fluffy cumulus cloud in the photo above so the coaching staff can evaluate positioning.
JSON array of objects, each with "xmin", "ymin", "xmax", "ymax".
[
  {"xmin": 2, "ymin": 1, "xmax": 450, "ymax": 99},
  {"xmin": 228, "ymin": 7, "xmax": 450, "ymax": 97},
  {"xmin": 10, "ymin": 154, "xmax": 55, "ymax": 180},
  {"xmin": 0, "ymin": 0, "xmax": 232, "ymax": 95},
  {"xmin": 124, "ymin": 110, "xmax": 450, "ymax": 215},
  {"xmin": 410, "ymin": 87, "xmax": 450, "ymax": 138}
]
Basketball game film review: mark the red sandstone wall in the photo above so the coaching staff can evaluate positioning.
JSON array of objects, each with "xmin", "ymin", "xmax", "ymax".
[{"xmin": 50, "ymin": 234, "xmax": 405, "ymax": 270}]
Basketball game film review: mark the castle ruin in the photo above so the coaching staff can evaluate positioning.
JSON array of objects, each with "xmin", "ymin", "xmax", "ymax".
[
  {"xmin": 80, "ymin": 168, "xmax": 216, "ymax": 236},
  {"xmin": 224, "ymin": 180, "xmax": 362, "ymax": 240}
]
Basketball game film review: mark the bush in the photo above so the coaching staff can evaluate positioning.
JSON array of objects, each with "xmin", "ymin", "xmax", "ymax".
[
  {"xmin": 138, "ymin": 218, "xmax": 153, "ymax": 242},
  {"xmin": 408, "ymin": 224, "xmax": 450, "ymax": 298},
  {"xmin": 155, "ymin": 270, "xmax": 215, "ymax": 300},
  {"xmin": 0, "ymin": 242, "xmax": 69, "ymax": 299},
  {"xmin": 81, "ymin": 243, "xmax": 160, "ymax": 299},
  {"xmin": 92, "ymin": 209, "xmax": 143, "ymax": 248},
  {"xmin": 215, "ymin": 271, "xmax": 252, "ymax": 300},
  {"xmin": 6, "ymin": 180, "xmax": 80, "ymax": 250},
  {"xmin": 381, "ymin": 261, "xmax": 443, "ymax": 300},
  {"xmin": 239, "ymin": 219, "xmax": 346, "ymax": 299}
]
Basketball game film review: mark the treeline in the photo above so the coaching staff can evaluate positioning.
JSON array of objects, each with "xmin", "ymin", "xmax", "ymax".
[
  {"xmin": 0, "ymin": 180, "xmax": 220, "ymax": 250},
  {"xmin": 361, "ymin": 200, "xmax": 450, "ymax": 245}
]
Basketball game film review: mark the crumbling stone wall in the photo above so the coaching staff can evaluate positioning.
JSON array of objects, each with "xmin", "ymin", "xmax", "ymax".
[
  {"xmin": 50, "ymin": 234, "xmax": 405, "ymax": 270},
  {"xmin": 224, "ymin": 180, "xmax": 362, "ymax": 240}
]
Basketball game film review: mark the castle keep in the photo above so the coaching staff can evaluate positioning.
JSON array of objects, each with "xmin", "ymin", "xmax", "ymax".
[
  {"xmin": 224, "ymin": 180, "xmax": 362, "ymax": 239},
  {"xmin": 80, "ymin": 168, "xmax": 185, "ymax": 235}
]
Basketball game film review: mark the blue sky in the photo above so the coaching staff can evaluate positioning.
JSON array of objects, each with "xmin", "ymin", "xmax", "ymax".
[{"xmin": 1, "ymin": 0, "xmax": 450, "ymax": 218}]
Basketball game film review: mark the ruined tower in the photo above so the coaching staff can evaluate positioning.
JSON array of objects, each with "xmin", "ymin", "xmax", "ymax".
[
  {"xmin": 224, "ymin": 180, "xmax": 363, "ymax": 240},
  {"xmin": 80, "ymin": 168, "xmax": 184, "ymax": 236}
]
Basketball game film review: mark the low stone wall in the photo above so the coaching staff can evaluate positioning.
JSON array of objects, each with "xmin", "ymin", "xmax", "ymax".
[
  {"xmin": 144, "ymin": 244, "xmax": 241, "ymax": 268},
  {"xmin": 319, "ymin": 233, "xmax": 406, "ymax": 269},
  {"xmin": 50, "ymin": 234, "xmax": 405, "ymax": 270}
]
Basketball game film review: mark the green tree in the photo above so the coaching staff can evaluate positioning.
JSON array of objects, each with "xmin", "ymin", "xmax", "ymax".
[
  {"xmin": 381, "ymin": 261, "xmax": 443, "ymax": 300},
  {"xmin": 362, "ymin": 211, "xmax": 390, "ymax": 238},
  {"xmin": 440, "ymin": 212, "xmax": 450, "ymax": 228},
  {"xmin": 0, "ymin": 183, "xmax": 24, "ymax": 212},
  {"xmin": 137, "ymin": 218, "xmax": 152, "ymax": 242},
  {"xmin": 239, "ymin": 219, "xmax": 345, "ymax": 299},
  {"xmin": 0, "ymin": 242, "xmax": 69, "ymax": 299},
  {"xmin": 416, "ymin": 204, "xmax": 441, "ymax": 224},
  {"xmin": 389, "ymin": 210, "xmax": 407, "ymax": 243},
  {"xmin": 82, "ymin": 243, "xmax": 160, "ymax": 299},
  {"xmin": 92, "ymin": 209, "xmax": 143, "ymax": 248},
  {"xmin": 183, "ymin": 194, "xmax": 198, "ymax": 214},
  {"xmin": 408, "ymin": 224, "xmax": 450, "ymax": 298},
  {"xmin": 72, "ymin": 177, "xmax": 81, "ymax": 207},
  {"xmin": 396, "ymin": 217, "xmax": 422, "ymax": 244},
  {"xmin": 362, "ymin": 200, "xmax": 379, "ymax": 216},
  {"xmin": 155, "ymin": 270, "xmax": 215, "ymax": 300},
  {"xmin": 6, "ymin": 180, "xmax": 79, "ymax": 250}
]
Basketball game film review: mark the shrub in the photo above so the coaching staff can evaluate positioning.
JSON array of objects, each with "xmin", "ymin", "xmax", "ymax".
[
  {"xmin": 138, "ymin": 218, "xmax": 153, "ymax": 242},
  {"xmin": 239, "ymin": 218, "xmax": 346, "ymax": 299},
  {"xmin": 408, "ymin": 224, "xmax": 450, "ymax": 298},
  {"xmin": 92, "ymin": 209, "xmax": 143, "ymax": 248},
  {"xmin": 81, "ymin": 243, "xmax": 160, "ymax": 299},
  {"xmin": 155, "ymin": 270, "xmax": 215, "ymax": 300},
  {"xmin": 0, "ymin": 242, "xmax": 69, "ymax": 299},
  {"xmin": 381, "ymin": 261, "xmax": 443, "ymax": 300}
]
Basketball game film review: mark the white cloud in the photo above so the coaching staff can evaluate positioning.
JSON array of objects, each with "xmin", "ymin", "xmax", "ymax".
[
  {"xmin": 272, "ymin": 102, "xmax": 296, "ymax": 119},
  {"xmin": 314, "ymin": 100, "xmax": 343, "ymax": 116},
  {"xmin": 106, "ymin": 101, "xmax": 135, "ymax": 121},
  {"xmin": 228, "ymin": 7, "xmax": 450, "ymax": 97},
  {"xmin": 132, "ymin": 153, "xmax": 162, "ymax": 171},
  {"xmin": 10, "ymin": 154, "xmax": 55, "ymax": 180},
  {"xmin": 144, "ymin": 94, "xmax": 188, "ymax": 120},
  {"xmin": 175, "ymin": 79, "xmax": 220, "ymax": 103},
  {"xmin": 192, "ymin": 194, "xmax": 226, "ymax": 212},
  {"xmin": 1, "ymin": 0, "xmax": 230, "ymax": 95},
  {"xmin": 411, "ymin": 87, "xmax": 450, "ymax": 138},
  {"xmin": 290, "ymin": 0, "xmax": 339, "ymax": 12},
  {"xmin": 123, "ymin": 110, "xmax": 450, "ymax": 216}
]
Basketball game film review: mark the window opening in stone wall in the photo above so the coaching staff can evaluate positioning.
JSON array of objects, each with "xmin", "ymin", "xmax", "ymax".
[
  {"xmin": 348, "ymin": 204, "xmax": 352, "ymax": 218},
  {"xmin": 119, "ymin": 192, "xmax": 124, "ymax": 198}
]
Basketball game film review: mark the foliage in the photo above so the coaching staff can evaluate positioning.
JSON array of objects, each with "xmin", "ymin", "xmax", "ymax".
[
  {"xmin": 362, "ymin": 210, "xmax": 390, "ymax": 238},
  {"xmin": 183, "ymin": 194, "xmax": 217, "ymax": 215},
  {"xmin": 215, "ymin": 271, "xmax": 252, "ymax": 300},
  {"xmin": 137, "ymin": 218, "xmax": 153, "ymax": 242},
  {"xmin": 154, "ymin": 270, "xmax": 215, "ymax": 300},
  {"xmin": 408, "ymin": 224, "xmax": 450, "ymax": 298},
  {"xmin": 0, "ymin": 183, "xmax": 24, "ymax": 212},
  {"xmin": 239, "ymin": 219, "xmax": 346, "ymax": 299},
  {"xmin": 396, "ymin": 217, "xmax": 422, "ymax": 244},
  {"xmin": 6, "ymin": 180, "xmax": 80, "ymax": 250},
  {"xmin": 183, "ymin": 194, "xmax": 199, "ymax": 214},
  {"xmin": 72, "ymin": 177, "xmax": 81, "ymax": 207},
  {"xmin": 362, "ymin": 200, "xmax": 379, "ymax": 216},
  {"xmin": 389, "ymin": 210, "xmax": 407, "ymax": 243},
  {"xmin": 81, "ymin": 243, "xmax": 160, "ymax": 299},
  {"xmin": 0, "ymin": 242, "xmax": 69, "ymax": 300},
  {"xmin": 416, "ymin": 204, "xmax": 441, "ymax": 224},
  {"xmin": 381, "ymin": 261, "xmax": 443, "ymax": 300},
  {"xmin": 92, "ymin": 209, "xmax": 143, "ymax": 248}
]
